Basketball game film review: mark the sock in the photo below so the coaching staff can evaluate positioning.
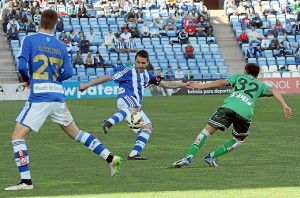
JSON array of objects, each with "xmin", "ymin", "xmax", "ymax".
[
  {"xmin": 75, "ymin": 131, "xmax": 111, "ymax": 160},
  {"xmin": 186, "ymin": 129, "xmax": 210, "ymax": 161},
  {"xmin": 12, "ymin": 139, "xmax": 31, "ymax": 180},
  {"xmin": 107, "ymin": 108, "xmax": 131, "ymax": 125},
  {"xmin": 129, "ymin": 129, "xmax": 151, "ymax": 157},
  {"xmin": 209, "ymin": 138, "xmax": 244, "ymax": 158}
]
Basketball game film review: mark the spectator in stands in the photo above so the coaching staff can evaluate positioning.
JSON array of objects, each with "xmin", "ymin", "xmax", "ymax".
[
  {"xmin": 294, "ymin": 1, "xmax": 300, "ymax": 21},
  {"xmin": 86, "ymin": 28, "xmax": 96, "ymax": 46},
  {"xmin": 62, "ymin": 38, "xmax": 72, "ymax": 53},
  {"xmin": 113, "ymin": 59, "xmax": 125, "ymax": 73},
  {"xmin": 124, "ymin": 58, "xmax": 133, "ymax": 68},
  {"xmin": 84, "ymin": 51, "xmax": 95, "ymax": 68},
  {"xmin": 254, "ymin": 1, "xmax": 263, "ymax": 17},
  {"xmin": 186, "ymin": 67, "xmax": 193, "ymax": 80},
  {"xmin": 20, "ymin": 0, "xmax": 29, "ymax": 13},
  {"xmin": 141, "ymin": 22, "xmax": 150, "ymax": 38},
  {"xmin": 260, "ymin": 35, "xmax": 270, "ymax": 50},
  {"xmin": 115, "ymin": 37, "xmax": 127, "ymax": 54},
  {"xmin": 164, "ymin": 14, "xmax": 177, "ymax": 33},
  {"xmin": 127, "ymin": 9, "xmax": 136, "ymax": 23},
  {"xmin": 2, "ymin": 9, "xmax": 11, "ymax": 33},
  {"xmin": 166, "ymin": 0, "xmax": 176, "ymax": 10},
  {"xmin": 14, "ymin": 10, "xmax": 24, "ymax": 27},
  {"xmin": 175, "ymin": 66, "xmax": 184, "ymax": 79},
  {"xmin": 273, "ymin": 20, "xmax": 286, "ymax": 35},
  {"xmin": 121, "ymin": 23, "xmax": 131, "ymax": 33},
  {"xmin": 68, "ymin": 30, "xmax": 80, "ymax": 49},
  {"xmin": 74, "ymin": 50, "xmax": 84, "ymax": 67},
  {"xmin": 294, "ymin": 44, "xmax": 300, "ymax": 63},
  {"xmin": 282, "ymin": 0, "xmax": 292, "ymax": 14},
  {"xmin": 156, "ymin": 68, "xmax": 165, "ymax": 79},
  {"xmin": 183, "ymin": 16, "xmax": 194, "ymax": 28},
  {"xmin": 292, "ymin": 21, "xmax": 300, "ymax": 35},
  {"xmin": 135, "ymin": 8, "xmax": 144, "ymax": 23},
  {"xmin": 248, "ymin": 26, "xmax": 260, "ymax": 44},
  {"xmin": 78, "ymin": 31, "xmax": 84, "ymax": 42},
  {"xmin": 195, "ymin": 21, "xmax": 207, "ymax": 37},
  {"xmin": 67, "ymin": 3, "xmax": 77, "ymax": 18},
  {"xmin": 185, "ymin": 21, "xmax": 196, "ymax": 37},
  {"xmin": 246, "ymin": 44, "xmax": 256, "ymax": 59},
  {"xmin": 285, "ymin": 19, "xmax": 293, "ymax": 35},
  {"xmin": 94, "ymin": 51, "xmax": 105, "ymax": 68},
  {"xmin": 130, "ymin": 23, "xmax": 140, "ymax": 38},
  {"xmin": 282, "ymin": 37, "xmax": 291, "ymax": 50},
  {"xmin": 150, "ymin": 21, "xmax": 160, "ymax": 37},
  {"xmin": 33, "ymin": 9, "xmax": 41, "ymax": 25},
  {"xmin": 178, "ymin": 28, "xmax": 188, "ymax": 44},
  {"xmin": 189, "ymin": 9, "xmax": 198, "ymax": 24},
  {"xmin": 184, "ymin": 42, "xmax": 195, "ymax": 59},
  {"xmin": 56, "ymin": 17, "xmax": 64, "ymax": 32},
  {"xmin": 241, "ymin": 14, "xmax": 252, "ymax": 29},
  {"xmin": 237, "ymin": 1, "xmax": 246, "ymax": 16},
  {"xmin": 245, "ymin": 1, "xmax": 254, "ymax": 15},
  {"xmin": 165, "ymin": 66, "xmax": 175, "ymax": 80},
  {"xmin": 26, "ymin": 18, "xmax": 36, "ymax": 33},
  {"xmin": 226, "ymin": 0, "xmax": 237, "ymax": 22},
  {"xmin": 155, "ymin": 16, "xmax": 165, "ymax": 30},
  {"xmin": 79, "ymin": 35, "xmax": 90, "ymax": 54},
  {"xmin": 7, "ymin": 16, "xmax": 20, "ymax": 40},
  {"xmin": 198, "ymin": 1, "xmax": 208, "ymax": 17},
  {"xmin": 274, "ymin": 42, "xmax": 287, "ymax": 57},
  {"xmin": 270, "ymin": 35, "xmax": 279, "ymax": 50},
  {"xmin": 251, "ymin": 13, "xmax": 262, "ymax": 28},
  {"xmin": 238, "ymin": 29, "xmax": 249, "ymax": 44},
  {"xmin": 201, "ymin": 15, "xmax": 214, "ymax": 37},
  {"xmin": 121, "ymin": 28, "xmax": 132, "ymax": 42},
  {"xmin": 103, "ymin": 30, "xmax": 116, "ymax": 46},
  {"xmin": 58, "ymin": 30, "xmax": 67, "ymax": 41},
  {"xmin": 78, "ymin": 3, "xmax": 88, "ymax": 18},
  {"xmin": 126, "ymin": 37, "xmax": 138, "ymax": 53},
  {"xmin": 254, "ymin": 45, "xmax": 265, "ymax": 58}
]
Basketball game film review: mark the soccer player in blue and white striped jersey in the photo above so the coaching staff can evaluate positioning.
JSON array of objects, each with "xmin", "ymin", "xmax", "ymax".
[
  {"xmin": 79, "ymin": 50, "xmax": 191, "ymax": 160},
  {"xmin": 5, "ymin": 9, "xmax": 122, "ymax": 191}
]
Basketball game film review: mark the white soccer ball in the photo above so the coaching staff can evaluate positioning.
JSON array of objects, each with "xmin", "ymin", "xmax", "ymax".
[{"xmin": 126, "ymin": 111, "xmax": 144, "ymax": 129}]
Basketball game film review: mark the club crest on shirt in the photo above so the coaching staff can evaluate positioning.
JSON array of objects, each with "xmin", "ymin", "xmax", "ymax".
[{"xmin": 46, "ymin": 37, "xmax": 50, "ymax": 42}]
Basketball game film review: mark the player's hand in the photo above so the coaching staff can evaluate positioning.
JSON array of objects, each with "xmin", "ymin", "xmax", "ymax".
[
  {"xmin": 24, "ymin": 81, "xmax": 30, "ymax": 89},
  {"xmin": 78, "ymin": 84, "xmax": 88, "ymax": 92},
  {"xmin": 183, "ymin": 81, "xmax": 194, "ymax": 88},
  {"xmin": 186, "ymin": 82, "xmax": 203, "ymax": 89},
  {"xmin": 283, "ymin": 106, "xmax": 292, "ymax": 119}
]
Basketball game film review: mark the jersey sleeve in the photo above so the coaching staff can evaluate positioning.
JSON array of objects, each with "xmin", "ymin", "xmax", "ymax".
[
  {"xmin": 259, "ymin": 82, "xmax": 272, "ymax": 97},
  {"xmin": 18, "ymin": 36, "xmax": 30, "ymax": 62},
  {"xmin": 112, "ymin": 68, "xmax": 131, "ymax": 83},
  {"xmin": 148, "ymin": 72, "xmax": 161, "ymax": 85},
  {"xmin": 226, "ymin": 74, "xmax": 239, "ymax": 87},
  {"xmin": 60, "ymin": 46, "xmax": 73, "ymax": 81}
]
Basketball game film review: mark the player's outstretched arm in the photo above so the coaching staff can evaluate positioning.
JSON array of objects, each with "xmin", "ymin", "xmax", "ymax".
[
  {"xmin": 79, "ymin": 75, "xmax": 112, "ymax": 92},
  {"xmin": 158, "ymin": 80, "xmax": 192, "ymax": 89},
  {"xmin": 269, "ymin": 88, "xmax": 292, "ymax": 119},
  {"xmin": 186, "ymin": 80, "xmax": 229, "ymax": 89}
]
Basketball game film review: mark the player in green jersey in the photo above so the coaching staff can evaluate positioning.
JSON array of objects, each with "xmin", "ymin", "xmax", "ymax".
[{"xmin": 173, "ymin": 63, "xmax": 292, "ymax": 168}]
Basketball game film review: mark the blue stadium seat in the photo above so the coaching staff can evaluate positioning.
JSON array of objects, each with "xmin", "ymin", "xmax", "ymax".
[
  {"xmin": 257, "ymin": 57, "xmax": 267, "ymax": 66},
  {"xmin": 248, "ymin": 58, "xmax": 257, "ymax": 64},
  {"xmin": 193, "ymin": 73, "xmax": 203, "ymax": 79},
  {"xmin": 276, "ymin": 57, "xmax": 286, "ymax": 66},
  {"xmin": 86, "ymin": 68, "xmax": 96, "ymax": 75}
]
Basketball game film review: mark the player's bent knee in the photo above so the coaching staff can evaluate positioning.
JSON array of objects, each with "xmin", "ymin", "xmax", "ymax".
[{"xmin": 142, "ymin": 123, "xmax": 153, "ymax": 132}]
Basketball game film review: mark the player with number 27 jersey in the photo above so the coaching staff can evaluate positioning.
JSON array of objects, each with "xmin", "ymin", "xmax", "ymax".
[
  {"xmin": 18, "ymin": 33, "xmax": 73, "ymax": 103},
  {"xmin": 223, "ymin": 74, "xmax": 271, "ymax": 120}
]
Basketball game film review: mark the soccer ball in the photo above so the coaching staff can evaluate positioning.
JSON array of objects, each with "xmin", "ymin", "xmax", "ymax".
[{"xmin": 126, "ymin": 112, "xmax": 144, "ymax": 129}]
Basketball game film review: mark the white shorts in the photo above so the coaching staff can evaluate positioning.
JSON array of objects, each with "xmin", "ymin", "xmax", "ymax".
[
  {"xmin": 117, "ymin": 97, "xmax": 151, "ymax": 126},
  {"xmin": 16, "ymin": 102, "xmax": 73, "ymax": 132}
]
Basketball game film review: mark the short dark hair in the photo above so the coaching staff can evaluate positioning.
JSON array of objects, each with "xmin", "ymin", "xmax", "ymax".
[
  {"xmin": 40, "ymin": 9, "xmax": 58, "ymax": 30},
  {"xmin": 245, "ymin": 63, "xmax": 260, "ymax": 78},
  {"xmin": 135, "ymin": 50, "xmax": 149, "ymax": 62}
]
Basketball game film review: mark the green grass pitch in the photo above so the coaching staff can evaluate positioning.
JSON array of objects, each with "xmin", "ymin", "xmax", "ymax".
[{"xmin": 0, "ymin": 95, "xmax": 299, "ymax": 198}]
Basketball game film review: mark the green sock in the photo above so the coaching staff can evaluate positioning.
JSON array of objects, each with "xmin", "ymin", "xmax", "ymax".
[
  {"xmin": 186, "ymin": 131, "xmax": 209, "ymax": 160},
  {"xmin": 209, "ymin": 138, "xmax": 237, "ymax": 158}
]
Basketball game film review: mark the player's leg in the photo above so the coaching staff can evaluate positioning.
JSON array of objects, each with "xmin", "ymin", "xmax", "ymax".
[
  {"xmin": 204, "ymin": 111, "xmax": 250, "ymax": 167},
  {"xmin": 52, "ymin": 102, "xmax": 122, "ymax": 177},
  {"xmin": 173, "ymin": 107, "xmax": 231, "ymax": 168},
  {"xmin": 128, "ymin": 110, "xmax": 152, "ymax": 160},
  {"xmin": 102, "ymin": 96, "xmax": 139, "ymax": 134},
  {"xmin": 5, "ymin": 102, "xmax": 51, "ymax": 191}
]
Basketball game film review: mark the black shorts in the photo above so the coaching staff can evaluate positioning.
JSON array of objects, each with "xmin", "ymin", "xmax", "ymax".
[{"xmin": 208, "ymin": 107, "xmax": 251, "ymax": 137}]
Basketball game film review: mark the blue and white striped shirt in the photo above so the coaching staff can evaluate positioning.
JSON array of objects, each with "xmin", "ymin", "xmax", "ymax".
[{"xmin": 112, "ymin": 67, "xmax": 156, "ymax": 106}]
